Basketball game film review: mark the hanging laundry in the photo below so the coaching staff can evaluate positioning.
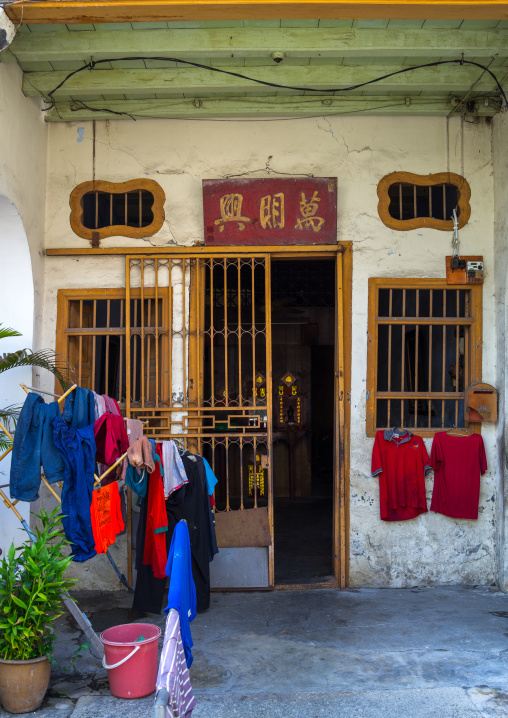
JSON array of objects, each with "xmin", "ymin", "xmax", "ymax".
[
  {"xmin": 143, "ymin": 453, "xmax": 169, "ymax": 579},
  {"xmin": 10, "ymin": 393, "xmax": 66, "ymax": 502},
  {"xmin": 430, "ymin": 432, "xmax": 487, "ymax": 519},
  {"xmin": 164, "ymin": 521, "xmax": 197, "ymax": 669},
  {"xmin": 128, "ymin": 436, "xmax": 155, "ymax": 473},
  {"xmin": 371, "ymin": 428, "xmax": 431, "ymax": 521},
  {"xmin": 92, "ymin": 392, "xmax": 107, "ymax": 422},
  {"xmin": 156, "ymin": 610, "xmax": 196, "ymax": 718},
  {"xmin": 202, "ymin": 457, "xmax": 218, "ymax": 508},
  {"xmin": 94, "ymin": 412, "xmax": 129, "ymax": 466},
  {"xmin": 202, "ymin": 457, "xmax": 218, "ymax": 496},
  {"xmin": 62, "ymin": 386, "xmax": 95, "ymax": 429},
  {"xmin": 103, "ymin": 395, "xmax": 122, "ymax": 416},
  {"xmin": 133, "ymin": 451, "xmax": 216, "ymax": 615},
  {"xmin": 161, "ymin": 441, "xmax": 188, "ymax": 498},
  {"xmin": 91, "ymin": 481, "xmax": 125, "ymax": 554},
  {"xmin": 52, "ymin": 415, "xmax": 97, "ymax": 562},
  {"xmin": 120, "ymin": 418, "xmax": 144, "ymax": 480}
]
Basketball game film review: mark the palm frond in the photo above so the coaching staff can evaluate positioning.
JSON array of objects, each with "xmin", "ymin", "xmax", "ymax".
[
  {"xmin": 0, "ymin": 324, "xmax": 22, "ymax": 342},
  {"xmin": 0, "ymin": 349, "xmax": 70, "ymax": 390},
  {"xmin": 0, "ymin": 433, "xmax": 13, "ymax": 453},
  {"xmin": 0, "ymin": 405, "xmax": 22, "ymax": 428}
]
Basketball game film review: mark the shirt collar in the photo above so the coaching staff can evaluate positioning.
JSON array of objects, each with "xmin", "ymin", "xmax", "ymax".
[{"xmin": 383, "ymin": 428, "xmax": 413, "ymax": 444}]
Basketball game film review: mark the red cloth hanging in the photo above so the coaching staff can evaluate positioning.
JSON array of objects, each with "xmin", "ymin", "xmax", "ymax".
[
  {"xmin": 94, "ymin": 412, "xmax": 129, "ymax": 466},
  {"xmin": 143, "ymin": 454, "xmax": 168, "ymax": 579}
]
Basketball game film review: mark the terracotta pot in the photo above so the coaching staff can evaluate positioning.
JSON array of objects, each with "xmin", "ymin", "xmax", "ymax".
[{"xmin": 0, "ymin": 655, "xmax": 50, "ymax": 714}]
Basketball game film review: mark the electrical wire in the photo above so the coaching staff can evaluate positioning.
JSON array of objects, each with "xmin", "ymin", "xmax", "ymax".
[{"xmin": 37, "ymin": 55, "xmax": 508, "ymax": 120}]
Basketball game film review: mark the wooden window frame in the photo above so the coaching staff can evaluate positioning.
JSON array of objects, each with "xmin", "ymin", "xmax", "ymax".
[
  {"xmin": 377, "ymin": 172, "xmax": 471, "ymax": 232},
  {"xmin": 366, "ymin": 277, "xmax": 482, "ymax": 438},
  {"xmin": 69, "ymin": 179, "xmax": 165, "ymax": 241},
  {"xmin": 55, "ymin": 287, "xmax": 169, "ymax": 404}
]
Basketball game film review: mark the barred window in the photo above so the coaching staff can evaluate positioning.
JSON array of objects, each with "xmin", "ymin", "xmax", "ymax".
[
  {"xmin": 377, "ymin": 172, "xmax": 471, "ymax": 232},
  {"xmin": 366, "ymin": 279, "xmax": 482, "ymax": 437},
  {"xmin": 70, "ymin": 179, "xmax": 165, "ymax": 241}
]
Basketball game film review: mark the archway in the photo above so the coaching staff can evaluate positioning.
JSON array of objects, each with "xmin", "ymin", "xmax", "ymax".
[{"xmin": 0, "ymin": 195, "xmax": 34, "ymax": 555}]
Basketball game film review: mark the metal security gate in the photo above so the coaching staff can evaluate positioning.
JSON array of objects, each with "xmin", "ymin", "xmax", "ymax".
[{"xmin": 125, "ymin": 254, "xmax": 274, "ymax": 588}]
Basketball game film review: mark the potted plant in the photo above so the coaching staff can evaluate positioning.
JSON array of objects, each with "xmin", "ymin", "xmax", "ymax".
[{"xmin": 0, "ymin": 508, "xmax": 77, "ymax": 714}]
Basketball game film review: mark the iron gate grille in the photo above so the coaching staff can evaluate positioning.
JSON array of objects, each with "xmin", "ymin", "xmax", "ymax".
[{"xmin": 125, "ymin": 254, "xmax": 273, "ymax": 576}]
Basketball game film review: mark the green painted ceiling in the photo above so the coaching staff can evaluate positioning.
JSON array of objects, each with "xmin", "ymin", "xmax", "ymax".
[{"xmin": 3, "ymin": 18, "xmax": 507, "ymax": 119}]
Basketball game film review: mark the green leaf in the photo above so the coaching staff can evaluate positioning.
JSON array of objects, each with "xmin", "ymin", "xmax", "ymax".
[
  {"xmin": 0, "ymin": 348, "xmax": 70, "ymax": 390},
  {"xmin": 10, "ymin": 595, "xmax": 28, "ymax": 610},
  {"xmin": 0, "ymin": 325, "xmax": 22, "ymax": 341}
]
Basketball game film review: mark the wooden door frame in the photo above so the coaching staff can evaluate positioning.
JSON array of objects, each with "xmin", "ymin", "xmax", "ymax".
[{"xmin": 268, "ymin": 243, "xmax": 352, "ymax": 589}]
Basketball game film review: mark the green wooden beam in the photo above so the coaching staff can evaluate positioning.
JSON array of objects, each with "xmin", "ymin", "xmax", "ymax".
[
  {"xmin": 9, "ymin": 27, "xmax": 508, "ymax": 64},
  {"xmin": 44, "ymin": 94, "xmax": 500, "ymax": 120},
  {"xmin": 23, "ymin": 63, "xmax": 504, "ymax": 97}
]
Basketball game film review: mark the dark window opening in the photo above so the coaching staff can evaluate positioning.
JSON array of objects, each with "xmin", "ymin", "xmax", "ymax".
[
  {"xmin": 82, "ymin": 190, "xmax": 155, "ymax": 230},
  {"xmin": 387, "ymin": 183, "xmax": 459, "ymax": 222}
]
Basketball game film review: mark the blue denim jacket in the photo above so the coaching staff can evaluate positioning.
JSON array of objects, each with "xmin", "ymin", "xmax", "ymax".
[
  {"xmin": 52, "ymin": 415, "xmax": 97, "ymax": 562},
  {"xmin": 10, "ymin": 393, "xmax": 66, "ymax": 502}
]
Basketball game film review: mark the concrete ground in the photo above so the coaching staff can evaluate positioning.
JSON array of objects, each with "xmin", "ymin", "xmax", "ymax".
[{"xmin": 1, "ymin": 586, "xmax": 507, "ymax": 718}]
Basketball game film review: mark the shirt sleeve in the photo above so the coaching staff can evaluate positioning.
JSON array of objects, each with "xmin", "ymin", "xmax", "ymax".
[
  {"xmin": 371, "ymin": 433, "xmax": 383, "ymax": 477},
  {"xmin": 430, "ymin": 434, "xmax": 443, "ymax": 471},
  {"xmin": 421, "ymin": 440, "xmax": 432, "ymax": 475},
  {"xmin": 479, "ymin": 436, "xmax": 488, "ymax": 475}
]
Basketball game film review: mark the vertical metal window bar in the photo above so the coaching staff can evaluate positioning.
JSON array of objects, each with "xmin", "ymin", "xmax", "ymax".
[
  {"xmin": 387, "ymin": 289, "xmax": 392, "ymax": 427},
  {"xmin": 401, "ymin": 288, "xmax": 406, "ymax": 424},
  {"xmin": 428, "ymin": 290, "xmax": 433, "ymax": 428}
]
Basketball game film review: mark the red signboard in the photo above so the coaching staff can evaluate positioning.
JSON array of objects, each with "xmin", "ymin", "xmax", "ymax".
[{"xmin": 203, "ymin": 178, "xmax": 337, "ymax": 246}]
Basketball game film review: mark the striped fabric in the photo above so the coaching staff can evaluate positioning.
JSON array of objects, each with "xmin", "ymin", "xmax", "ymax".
[{"xmin": 156, "ymin": 609, "xmax": 196, "ymax": 718}]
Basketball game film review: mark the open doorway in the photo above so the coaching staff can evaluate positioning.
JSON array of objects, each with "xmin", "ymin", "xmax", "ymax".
[{"xmin": 271, "ymin": 259, "xmax": 336, "ymax": 584}]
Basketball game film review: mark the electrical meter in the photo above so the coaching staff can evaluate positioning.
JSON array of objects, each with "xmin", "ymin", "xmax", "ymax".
[{"xmin": 446, "ymin": 256, "xmax": 484, "ymax": 285}]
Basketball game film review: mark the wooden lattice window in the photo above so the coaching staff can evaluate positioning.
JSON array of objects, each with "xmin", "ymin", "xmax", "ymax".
[
  {"xmin": 377, "ymin": 172, "xmax": 471, "ymax": 231},
  {"xmin": 56, "ymin": 288, "xmax": 168, "ymax": 406},
  {"xmin": 70, "ymin": 179, "xmax": 165, "ymax": 241},
  {"xmin": 366, "ymin": 279, "xmax": 482, "ymax": 438}
]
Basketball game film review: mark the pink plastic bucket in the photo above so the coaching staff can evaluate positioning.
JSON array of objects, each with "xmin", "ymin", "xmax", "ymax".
[{"xmin": 100, "ymin": 623, "xmax": 161, "ymax": 699}]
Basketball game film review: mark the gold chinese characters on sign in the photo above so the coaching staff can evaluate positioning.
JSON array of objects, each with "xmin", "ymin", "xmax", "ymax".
[
  {"xmin": 295, "ymin": 191, "xmax": 325, "ymax": 233},
  {"xmin": 213, "ymin": 191, "xmax": 325, "ymax": 233}
]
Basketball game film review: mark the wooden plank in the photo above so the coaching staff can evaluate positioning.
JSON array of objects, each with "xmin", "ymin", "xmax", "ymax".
[
  {"xmin": 43, "ymin": 94, "xmax": 499, "ymax": 121},
  {"xmin": 5, "ymin": 0, "xmax": 508, "ymax": 25},
  {"xmin": 23, "ymin": 63, "xmax": 499, "ymax": 96},
  {"xmin": 13, "ymin": 27, "xmax": 508, "ymax": 64}
]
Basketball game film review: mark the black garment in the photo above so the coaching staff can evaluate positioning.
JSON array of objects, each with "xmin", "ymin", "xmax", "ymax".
[
  {"xmin": 132, "ymin": 453, "xmax": 218, "ymax": 614},
  {"xmin": 132, "ymin": 485, "xmax": 167, "ymax": 614}
]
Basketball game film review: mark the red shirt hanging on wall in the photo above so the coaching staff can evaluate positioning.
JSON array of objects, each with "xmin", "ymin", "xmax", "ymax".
[
  {"xmin": 371, "ymin": 429, "xmax": 432, "ymax": 521},
  {"xmin": 430, "ymin": 432, "xmax": 487, "ymax": 519}
]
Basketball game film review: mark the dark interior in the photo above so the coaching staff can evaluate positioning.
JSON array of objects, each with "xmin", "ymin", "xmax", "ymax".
[{"xmin": 271, "ymin": 259, "xmax": 335, "ymax": 583}]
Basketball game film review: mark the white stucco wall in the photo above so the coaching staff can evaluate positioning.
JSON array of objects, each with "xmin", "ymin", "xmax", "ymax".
[
  {"xmin": 43, "ymin": 113, "xmax": 499, "ymax": 589},
  {"xmin": 493, "ymin": 110, "xmax": 508, "ymax": 591},
  {"xmin": 0, "ymin": 62, "xmax": 48, "ymax": 550}
]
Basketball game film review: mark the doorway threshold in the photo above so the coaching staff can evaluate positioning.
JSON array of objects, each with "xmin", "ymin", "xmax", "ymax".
[{"xmin": 275, "ymin": 576, "xmax": 338, "ymax": 591}]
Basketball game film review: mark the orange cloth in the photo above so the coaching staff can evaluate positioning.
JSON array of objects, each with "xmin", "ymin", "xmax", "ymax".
[{"xmin": 91, "ymin": 482, "xmax": 125, "ymax": 554}]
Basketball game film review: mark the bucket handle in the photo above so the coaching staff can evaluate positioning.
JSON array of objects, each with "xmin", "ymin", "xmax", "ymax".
[{"xmin": 102, "ymin": 644, "xmax": 140, "ymax": 670}]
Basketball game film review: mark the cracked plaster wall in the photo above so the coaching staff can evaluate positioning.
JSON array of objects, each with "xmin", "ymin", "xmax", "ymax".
[
  {"xmin": 43, "ymin": 114, "xmax": 501, "ymax": 589},
  {"xmin": 492, "ymin": 111, "xmax": 508, "ymax": 591}
]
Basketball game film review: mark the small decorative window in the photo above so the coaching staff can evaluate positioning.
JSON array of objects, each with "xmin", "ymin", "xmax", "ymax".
[
  {"xmin": 377, "ymin": 172, "xmax": 471, "ymax": 231},
  {"xmin": 70, "ymin": 179, "xmax": 165, "ymax": 241}
]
